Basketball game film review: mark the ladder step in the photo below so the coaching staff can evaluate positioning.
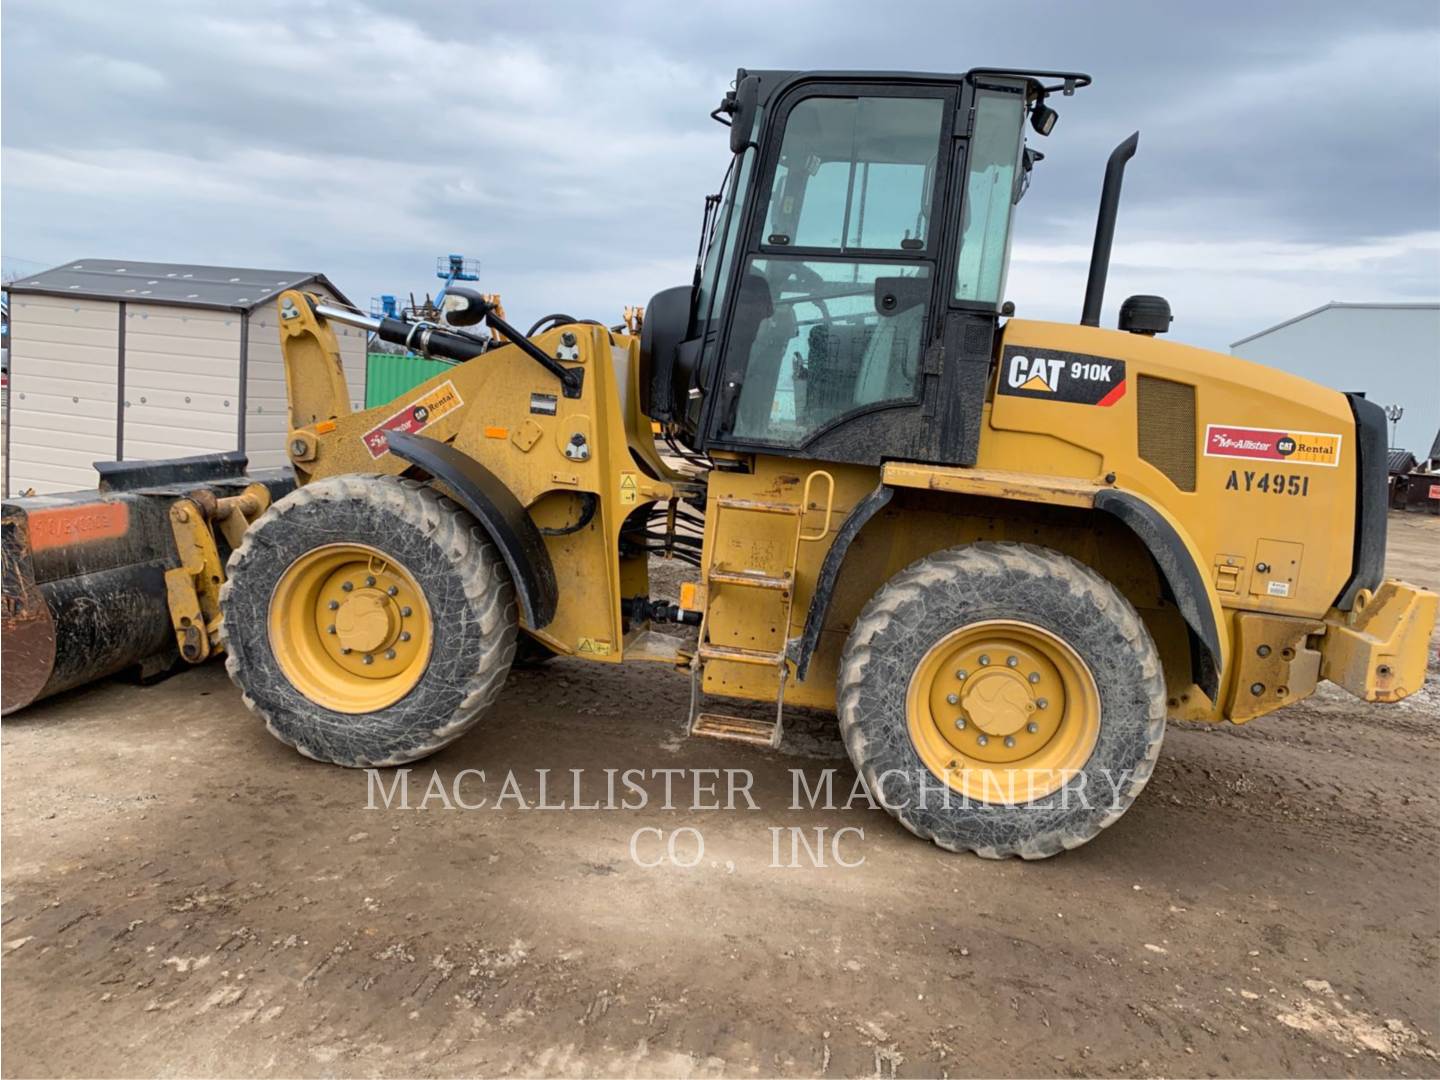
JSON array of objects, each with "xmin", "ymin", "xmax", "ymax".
[
  {"xmin": 707, "ymin": 568, "xmax": 792, "ymax": 591},
  {"xmin": 690, "ymin": 711, "xmax": 782, "ymax": 748},
  {"xmin": 713, "ymin": 497, "xmax": 803, "ymax": 516},
  {"xmin": 698, "ymin": 643, "xmax": 786, "ymax": 667}
]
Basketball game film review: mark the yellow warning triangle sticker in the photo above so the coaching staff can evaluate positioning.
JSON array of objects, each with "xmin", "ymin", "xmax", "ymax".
[
  {"xmin": 1019, "ymin": 374, "xmax": 1054, "ymax": 392},
  {"xmin": 619, "ymin": 474, "xmax": 638, "ymax": 490}
]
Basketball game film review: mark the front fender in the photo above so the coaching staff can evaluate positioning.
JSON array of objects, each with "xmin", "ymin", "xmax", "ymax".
[{"xmin": 384, "ymin": 430, "xmax": 558, "ymax": 629}]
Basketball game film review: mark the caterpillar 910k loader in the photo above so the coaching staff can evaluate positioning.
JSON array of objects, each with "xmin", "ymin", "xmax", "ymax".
[{"xmin": 8, "ymin": 67, "xmax": 1436, "ymax": 857}]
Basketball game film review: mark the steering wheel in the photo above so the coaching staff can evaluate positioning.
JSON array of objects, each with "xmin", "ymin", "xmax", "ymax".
[
  {"xmin": 775, "ymin": 261, "xmax": 826, "ymax": 292},
  {"xmin": 771, "ymin": 260, "xmax": 830, "ymax": 320}
]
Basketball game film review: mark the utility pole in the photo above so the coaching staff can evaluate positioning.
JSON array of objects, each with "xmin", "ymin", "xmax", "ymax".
[{"xmin": 1384, "ymin": 404, "xmax": 1404, "ymax": 449}]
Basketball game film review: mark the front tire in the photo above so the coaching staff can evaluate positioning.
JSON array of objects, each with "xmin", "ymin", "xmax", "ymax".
[
  {"xmin": 837, "ymin": 542, "xmax": 1165, "ymax": 858},
  {"xmin": 220, "ymin": 474, "xmax": 517, "ymax": 767}
]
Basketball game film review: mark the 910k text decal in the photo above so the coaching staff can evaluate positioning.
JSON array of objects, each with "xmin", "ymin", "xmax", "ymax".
[{"xmin": 998, "ymin": 346, "xmax": 1127, "ymax": 406}]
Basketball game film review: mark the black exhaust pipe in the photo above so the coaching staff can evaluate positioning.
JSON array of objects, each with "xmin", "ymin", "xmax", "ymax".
[{"xmin": 1080, "ymin": 131, "xmax": 1139, "ymax": 327}]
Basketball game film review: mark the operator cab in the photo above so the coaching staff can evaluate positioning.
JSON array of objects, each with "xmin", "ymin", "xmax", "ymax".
[{"xmin": 641, "ymin": 67, "xmax": 1089, "ymax": 468}]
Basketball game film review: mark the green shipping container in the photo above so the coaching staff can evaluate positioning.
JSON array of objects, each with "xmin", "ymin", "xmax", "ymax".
[{"xmin": 364, "ymin": 352, "xmax": 452, "ymax": 409}]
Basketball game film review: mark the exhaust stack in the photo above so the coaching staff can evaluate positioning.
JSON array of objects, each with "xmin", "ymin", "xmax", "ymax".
[{"xmin": 1080, "ymin": 131, "xmax": 1139, "ymax": 327}]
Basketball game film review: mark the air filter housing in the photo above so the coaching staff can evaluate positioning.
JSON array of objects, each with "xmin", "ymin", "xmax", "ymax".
[{"xmin": 1119, "ymin": 294, "xmax": 1173, "ymax": 335}]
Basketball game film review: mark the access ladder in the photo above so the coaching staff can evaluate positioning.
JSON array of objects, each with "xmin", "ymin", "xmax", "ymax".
[{"xmin": 689, "ymin": 470, "xmax": 834, "ymax": 748}]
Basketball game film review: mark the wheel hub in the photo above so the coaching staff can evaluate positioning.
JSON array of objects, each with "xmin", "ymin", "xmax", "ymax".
[
  {"xmin": 960, "ymin": 668, "xmax": 1035, "ymax": 737},
  {"xmin": 335, "ymin": 591, "xmax": 397, "ymax": 654},
  {"xmin": 269, "ymin": 543, "xmax": 433, "ymax": 713},
  {"xmin": 905, "ymin": 620, "xmax": 1101, "ymax": 802}
]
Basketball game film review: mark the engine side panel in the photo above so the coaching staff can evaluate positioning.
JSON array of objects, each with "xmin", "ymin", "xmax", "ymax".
[{"xmin": 987, "ymin": 319, "xmax": 1360, "ymax": 622}]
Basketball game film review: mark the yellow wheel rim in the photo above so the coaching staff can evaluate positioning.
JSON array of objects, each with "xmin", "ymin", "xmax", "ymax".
[
  {"xmin": 268, "ymin": 543, "xmax": 433, "ymax": 714},
  {"xmin": 905, "ymin": 620, "xmax": 1100, "ymax": 804}
]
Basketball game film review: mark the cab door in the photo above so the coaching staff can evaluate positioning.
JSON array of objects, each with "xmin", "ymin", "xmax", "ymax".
[{"xmin": 702, "ymin": 82, "xmax": 959, "ymax": 465}]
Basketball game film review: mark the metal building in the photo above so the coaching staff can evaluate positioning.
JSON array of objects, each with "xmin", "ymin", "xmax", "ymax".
[
  {"xmin": 2, "ymin": 260, "xmax": 367, "ymax": 496},
  {"xmin": 1231, "ymin": 302, "xmax": 1439, "ymax": 457}
]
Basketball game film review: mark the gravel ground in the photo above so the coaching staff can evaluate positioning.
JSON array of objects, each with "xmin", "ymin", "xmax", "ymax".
[{"xmin": 2, "ymin": 514, "xmax": 1437, "ymax": 1078}]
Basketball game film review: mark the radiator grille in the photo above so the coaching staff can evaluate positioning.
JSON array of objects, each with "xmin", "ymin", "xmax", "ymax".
[{"xmin": 1137, "ymin": 375, "xmax": 1196, "ymax": 491}]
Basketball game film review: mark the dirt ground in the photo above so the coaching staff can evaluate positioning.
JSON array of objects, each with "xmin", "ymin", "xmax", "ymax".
[{"xmin": 2, "ymin": 514, "xmax": 1437, "ymax": 1078}]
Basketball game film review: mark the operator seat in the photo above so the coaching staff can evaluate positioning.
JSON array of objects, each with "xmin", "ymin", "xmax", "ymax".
[{"xmin": 853, "ymin": 306, "xmax": 923, "ymax": 406}]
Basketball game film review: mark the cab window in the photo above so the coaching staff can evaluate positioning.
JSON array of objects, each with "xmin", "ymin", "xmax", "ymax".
[
  {"xmin": 728, "ymin": 258, "xmax": 931, "ymax": 444},
  {"xmin": 762, "ymin": 96, "xmax": 945, "ymax": 252},
  {"xmin": 954, "ymin": 89, "xmax": 1024, "ymax": 304}
]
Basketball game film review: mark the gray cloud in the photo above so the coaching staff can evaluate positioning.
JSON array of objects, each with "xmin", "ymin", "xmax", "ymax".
[{"xmin": 4, "ymin": 0, "xmax": 1437, "ymax": 350}]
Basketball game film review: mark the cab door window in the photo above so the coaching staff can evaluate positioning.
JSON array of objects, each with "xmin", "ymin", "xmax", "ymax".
[
  {"xmin": 762, "ymin": 96, "xmax": 945, "ymax": 252},
  {"xmin": 728, "ymin": 258, "xmax": 932, "ymax": 444},
  {"xmin": 722, "ymin": 91, "xmax": 945, "ymax": 448}
]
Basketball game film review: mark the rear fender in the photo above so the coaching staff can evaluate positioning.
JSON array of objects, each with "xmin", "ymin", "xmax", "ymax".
[
  {"xmin": 793, "ymin": 471, "xmax": 1226, "ymax": 700},
  {"xmin": 1093, "ymin": 488, "xmax": 1225, "ymax": 699}
]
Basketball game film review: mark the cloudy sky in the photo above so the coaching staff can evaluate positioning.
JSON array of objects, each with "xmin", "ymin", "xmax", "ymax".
[{"xmin": 3, "ymin": 0, "xmax": 1437, "ymax": 352}]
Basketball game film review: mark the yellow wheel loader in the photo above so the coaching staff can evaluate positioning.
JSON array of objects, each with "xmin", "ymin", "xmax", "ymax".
[{"xmin": 6, "ymin": 67, "xmax": 1435, "ymax": 858}]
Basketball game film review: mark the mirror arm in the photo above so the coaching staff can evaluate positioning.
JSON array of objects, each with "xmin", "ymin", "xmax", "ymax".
[{"xmin": 482, "ymin": 306, "xmax": 584, "ymax": 394}]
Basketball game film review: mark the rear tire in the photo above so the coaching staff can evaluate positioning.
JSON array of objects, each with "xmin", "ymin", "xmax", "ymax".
[
  {"xmin": 837, "ymin": 542, "xmax": 1165, "ymax": 858},
  {"xmin": 220, "ymin": 474, "xmax": 517, "ymax": 767}
]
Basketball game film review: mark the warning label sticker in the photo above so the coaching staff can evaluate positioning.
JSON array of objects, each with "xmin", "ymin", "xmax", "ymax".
[
  {"xmin": 362, "ymin": 380, "xmax": 464, "ymax": 458},
  {"xmin": 619, "ymin": 473, "xmax": 639, "ymax": 505},
  {"xmin": 998, "ymin": 347, "xmax": 1127, "ymax": 406},
  {"xmin": 1204, "ymin": 424, "xmax": 1341, "ymax": 467}
]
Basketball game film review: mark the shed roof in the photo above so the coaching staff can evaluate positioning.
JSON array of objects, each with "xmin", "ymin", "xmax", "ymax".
[
  {"xmin": 1387, "ymin": 448, "xmax": 1417, "ymax": 476},
  {"xmin": 1231, "ymin": 301, "xmax": 1440, "ymax": 349},
  {"xmin": 3, "ymin": 259, "xmax": 353, "ymax": 313}
]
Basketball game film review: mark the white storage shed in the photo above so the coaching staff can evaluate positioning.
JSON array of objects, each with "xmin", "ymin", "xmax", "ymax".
[{"xmin": 3, "ymin": 259, "xmax": 367, "ymax": 496}]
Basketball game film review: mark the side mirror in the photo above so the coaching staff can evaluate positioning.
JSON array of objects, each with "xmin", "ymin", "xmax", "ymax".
[
  {"xmin": 729, "ymin": 75, "xmax": 761, "ymax": 154},
  {"xmin": 441, "ymin": 287, "xmax": 490, "ymax": 327}
]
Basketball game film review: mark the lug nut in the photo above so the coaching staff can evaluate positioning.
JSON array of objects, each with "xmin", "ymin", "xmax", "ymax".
[
  {"xmin": 976, "ymin": 734, "xmax": 989, "ymax": 747},
  {"xmin": 946, "ymin": 692, "xmax": 959, "ymax": 705},
  {"xmin": 1027, "ymin": 722, "xmax": 1039, "ymax": 734},
  {"xmin": 388, "ymin": 585, "xmax": 398, "ymax": 596},
  {"xmin": 326, "ymin": 624, "xmax": 336, "ymax": 635},
  {"xmin": 955, "ymin": 669, "xmax": 967, "ymax": 680},
  {"xmin": 400, "ymin": 606, "xmax": 412, "ymax": 617},
  {"xmin": 328, "ymin": 599, "xmax": 340, "ymax": 610},
  {"xmin": 954, "ymin": 717, "xmax": 967, "ymax": 730},
  {"xmin": 399, "ymin": 631, "xmax": 411, "ymax": 642},
  {"xmin": 1028, "ymin": 672, "xmax": 1040, "ymax": 684},
  {"xmin": 340, "ymin": 647, "xmax": 352, "ymax": 655},
  {"xmin": 1006, "ymin": 655, "xmax": 1019, "ymax": 667},
  {"xmin": 979, "ymin": 655, "xmax": 990, "ymax": 666},
  {"xmin": 1037, "ymin": 698, "xmax": 1049, "ymax": 710},
  {"xmin": 1004, "ymin": 736, "xmax": 1016, "ymax": 748},
  {"xmin": 365, "ymin": 576, "xmax": 376, "ymax": 587},
  {"xmin": 385, "ymin": 649, "xmax": 397, "ymax": 660},
  {"xmin": 363, "ymin": 654, "xmax": 374, "ymax": 665},
  {"xmin": 341, "ymin": 581, "xmax": 353, "ymax": 592}
]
